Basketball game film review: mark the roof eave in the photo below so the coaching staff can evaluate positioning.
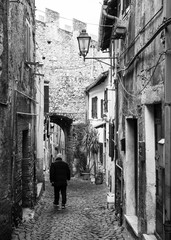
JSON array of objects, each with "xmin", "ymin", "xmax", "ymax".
[
  {"xmin": 98, "ymin": 0, "xmax": 118, "ymax": 51},
  {"xmin": 85, "ymin": 71, "xmax": 109, "ymax": 93}
]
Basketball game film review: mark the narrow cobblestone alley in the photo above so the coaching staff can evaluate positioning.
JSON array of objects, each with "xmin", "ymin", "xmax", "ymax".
[{"xmin": 11, "ymin": 174, "xmax": 130, "ymax": 240}]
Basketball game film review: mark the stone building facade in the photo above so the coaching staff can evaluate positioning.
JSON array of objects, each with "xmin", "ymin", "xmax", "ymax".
[
  {"xmin": 36, "ymin": 8, "xmax": 105, "ymax": 166},
  {"xmin": 98, "ymin": 0, "xmax": 171, "ymax": 239},
  {"xmin": 0, "ymin": 1, "xmax": 11, "ymax": 239},
  {"xmin": 0, "ymin": 1, "xmax": 41, "ymax": 239}
]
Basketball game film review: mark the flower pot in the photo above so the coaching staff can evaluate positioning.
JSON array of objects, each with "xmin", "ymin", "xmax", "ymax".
[
  {"xmin": 95, "ymin": 172, "xmax": 103, "ymax": 185},
  {"xmin": 107, "ymin": 192, "xmax": 115, "ymax": 209},
  {"xmin": 82, "ymin": 172, "xmax": 90, "ymax": 180}
]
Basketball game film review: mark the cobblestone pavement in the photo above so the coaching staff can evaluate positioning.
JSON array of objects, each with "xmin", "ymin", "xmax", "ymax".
[{"xmin": 11, "ymin": 175, "xmax": 131, "ymax": 240}]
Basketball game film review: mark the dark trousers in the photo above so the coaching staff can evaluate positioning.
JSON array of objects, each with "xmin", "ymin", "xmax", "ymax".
[{"xmin": 54, "ymin": 185, "xmax": 67, "ymax": 205}]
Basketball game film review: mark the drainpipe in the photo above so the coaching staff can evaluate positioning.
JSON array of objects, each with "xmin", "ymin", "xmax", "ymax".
[
  {"xmin": 164, "ymin": 0, "xmax": 171, "ymax": 239},
  {"xmin": 113, "ymin": 39, "xmax": 119, "ymax": 210},
  {"xmin": 102, "ymin": 2, "xmax": 121, "ymax": 215},
  {"xmin": 11, "ymin": 79, "xmax": 17, "ymax": 205}
]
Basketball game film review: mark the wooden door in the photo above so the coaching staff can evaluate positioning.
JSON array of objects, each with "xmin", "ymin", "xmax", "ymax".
[{"xmin": 154, "ymin": 104, "xmax": 164, "ymax": 239}]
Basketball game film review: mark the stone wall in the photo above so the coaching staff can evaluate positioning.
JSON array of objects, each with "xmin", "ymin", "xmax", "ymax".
[
  {"xmin": 35, "ymin": 8, "xmax": 107, "ymax": 172},
  {"xmin": 8, "ymin": 0, "xmax": 37, "ymax": 221},
  {"xmin": 0, "ymin": 1, "xmax": 37, "ymax": 238},
  {"xmin": 116, "ymin": 0, "xmax": 165, "ymax": 238},
  {"xmin": 36, "ymin": 8, "xmax": 104, "ymax": 124},
  {"xmin": 0, "ymin": 1, "xmax": 13, "ymax": 239}
]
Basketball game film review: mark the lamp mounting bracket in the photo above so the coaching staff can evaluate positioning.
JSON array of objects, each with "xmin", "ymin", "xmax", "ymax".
[{"xmin": 84, "ymin": 56, "xmax": 116, "ymax": 67}]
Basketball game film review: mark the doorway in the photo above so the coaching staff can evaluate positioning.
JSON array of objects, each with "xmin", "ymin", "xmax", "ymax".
[
  {"xmin": 22, "ymin": 129, "xmax": 30, "ymax": 207},
  {"xmin": 154, "ymin": 104, "xmax": 164, "ymax": 239},
  {"xmin": 125, "ymin": 117, "xmax": 138, "ymax": 216}
]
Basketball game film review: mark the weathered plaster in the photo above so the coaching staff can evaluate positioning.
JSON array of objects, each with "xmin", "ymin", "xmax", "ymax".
[{"xmin": 141, "ymin": 84, "xmax": 164, "ymax": 105}]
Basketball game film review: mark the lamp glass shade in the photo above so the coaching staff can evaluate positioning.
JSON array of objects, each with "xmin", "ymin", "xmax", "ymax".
[{"xmin": 77, "ymin": 29, "xmax": 91, "ymax": 57}]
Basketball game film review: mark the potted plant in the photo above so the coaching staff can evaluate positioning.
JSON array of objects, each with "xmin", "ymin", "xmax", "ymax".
[{"xmin": 82, "ymin": 124, "xmax": 99, "ymax": 181}]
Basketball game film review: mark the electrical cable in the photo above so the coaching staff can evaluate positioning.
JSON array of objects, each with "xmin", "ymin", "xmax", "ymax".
[
  {"xmin": 36, "ymin": 8, "xmax": 100, "ymax": 27},
  {"xmin": 120, "ymin": 6, "xmax": 163, "ymax": 58},
  {"xmin": 123, "ymin": 17, "xmax": 171, "ymax": 71},
  {"xmin": 118, "ymin": 51, "xmax": 165, "ymax": 97},
  {"xmin": 51, "ymin": 63, "xmax": 98, "ymax": 70},
  {"xmin": 118, "ymin": 75, "xmax": 137, "ymax": 98},
  {"xmin": 137, "ymin": 52, "xmax": 165, "ymax": 94},
  {"xmin": 119, "ymin": 85, "xmax": 135, "ymax": 116}
]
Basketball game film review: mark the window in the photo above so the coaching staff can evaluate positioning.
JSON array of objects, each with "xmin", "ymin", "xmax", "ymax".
[
  {"xmin": 44, "ymin": 85, "xmax": 49, "ymax": 113},
  {"xmin": 125, "ymin": 118, "xmax": 138, "ymax": 216},
  {"xmin": 154, "ymin": 103, "xmax": 164, "ymax": 238},
  {"xmin": 99, "ymin": 143, "xmax": 103, "ymax": 164},
  {"xmin": 154, "ymin": 104, "xmax": 162, "ymax": 151},
  {"xmin": 25, "ymin": 19, "xmax": 31, "ymax": 61},
  {"xmin": 104, "ymin": 89, "xmax": 108, "ymax": 112},
  {"xmin": 92, "ymin": 97, "xmax": 98, "ymax": 119},
  {"xmin": 109, "ymin": 122, "xmax": 114, "ymax": 159},
  {"xmin": 101, "ymin": 99, "xmax": 104, "ymax": 118}
]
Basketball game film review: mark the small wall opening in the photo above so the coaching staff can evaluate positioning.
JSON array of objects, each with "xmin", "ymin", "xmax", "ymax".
[
  {"xmin": 144, "ymin": 105, "xmax": 156, "ymax": 234},
  {"xmin": 124, "ymin": 117, "xmax": 139, "ymax": 236},
  {"xmin": 22, "ymin": 129, "xmax": 31, "ymax": 207},
  {"xmin": 125, "ymin": 117, "xmax": 138, "ymax": 216}
]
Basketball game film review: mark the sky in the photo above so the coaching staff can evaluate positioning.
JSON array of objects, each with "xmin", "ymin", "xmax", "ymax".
[{"xmin": 35, "ymin": 0, "xmax": 102, "ymax": 35}]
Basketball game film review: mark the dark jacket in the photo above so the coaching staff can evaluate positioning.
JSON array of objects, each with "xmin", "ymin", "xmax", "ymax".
[{"xmin": 50, "ymin": 159, "xmax": 70, "ymax": 186}]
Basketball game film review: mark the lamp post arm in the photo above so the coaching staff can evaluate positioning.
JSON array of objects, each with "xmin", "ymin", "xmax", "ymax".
[
  {"xmin": 84, "ymin": 57, "xmax": 116, "ymax": 67},
  {"xmin": 86, "ymin": 57, "xmax": 116, "ymax": 60}
]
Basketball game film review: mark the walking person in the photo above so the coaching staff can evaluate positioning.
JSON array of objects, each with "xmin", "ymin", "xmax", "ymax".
[{"xmin": 50, "ymin": 153, "xmax": 71, "ymax": 209}]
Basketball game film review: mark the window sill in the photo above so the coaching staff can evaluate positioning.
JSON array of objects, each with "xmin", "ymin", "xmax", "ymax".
[{"xmin": 124, "ymin": 215, "xmax": 138, "ymax": 236}]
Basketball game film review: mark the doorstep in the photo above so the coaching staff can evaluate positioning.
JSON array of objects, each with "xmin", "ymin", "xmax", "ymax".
[
  {"xmin": 142, "ymin": 234, "xmax": 158, "ymax": 240},
  {"xmin": 21, "ymin": 182, "xmax": 44, "ymax": 223},
  {"xmin": 124, "ymin": 215, "xmax": 139, "ymax": 237},
  {"xmin": 22, "ymin": 208, "xmax": 35, "ymax": 222},
  {"xmin": 37, "ymin": 182, "xmax": 44, "ymax": 200}
]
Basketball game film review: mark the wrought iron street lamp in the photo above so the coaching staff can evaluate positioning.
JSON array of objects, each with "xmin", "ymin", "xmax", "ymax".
[
  {"xmin": 77, "ymin": 29, "xmax": 115, "ymax": 66},
  {"xmin": 77, "ymin": 29, "xmax": 126, "ymax": 66},
  {"xmin": 77, "ymin": 29, "xmax": 91, "ymax": 59}
]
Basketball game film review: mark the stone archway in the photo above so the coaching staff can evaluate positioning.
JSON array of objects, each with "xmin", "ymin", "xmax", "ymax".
[{"xmin": 49, "ymin": 113, "xmax": 74, "ymax": 170}]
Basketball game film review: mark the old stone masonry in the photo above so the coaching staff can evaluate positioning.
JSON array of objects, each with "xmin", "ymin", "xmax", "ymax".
[{"xmin": 11, "ymin": 175, "xmax": 130, "ymax": 240}]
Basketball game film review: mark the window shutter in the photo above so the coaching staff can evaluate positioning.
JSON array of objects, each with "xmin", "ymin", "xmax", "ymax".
[
  {"xmin": 92, "ymin": 97, "xmax": 98, "ymax": 119},
  {"xmin": 104, "ymin": 89, "xmax": 108, "ymax": 112},
  {"xmin": 44, "ymin": 85, "xmax": 49, "ymax": 113},
  {"xmin": 99, "ymin": 143, "xmax": 103, "ymax": 164},
  {"xmin": 101, "ymin": 99, "xmax": 104, "ymax": 118},
  {"xmin": 109, "ymin": 122, "xmax": 114, "ymax": 159},
  {"xmin": 92, "ymin": 98, "xmax": 94, "ymax": 118},
  {"xmin": 95, "ymin": 97, "xmax": 97, "ymax": 118}
]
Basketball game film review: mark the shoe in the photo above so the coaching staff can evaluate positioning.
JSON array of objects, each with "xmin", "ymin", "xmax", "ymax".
[
  {"xmin": 61, "ymin": 205, "xmax": 65, "ymax": 209},
  {"xmin": 53, "ymin": 203, "xmax": 59, "ymax": 208}
]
